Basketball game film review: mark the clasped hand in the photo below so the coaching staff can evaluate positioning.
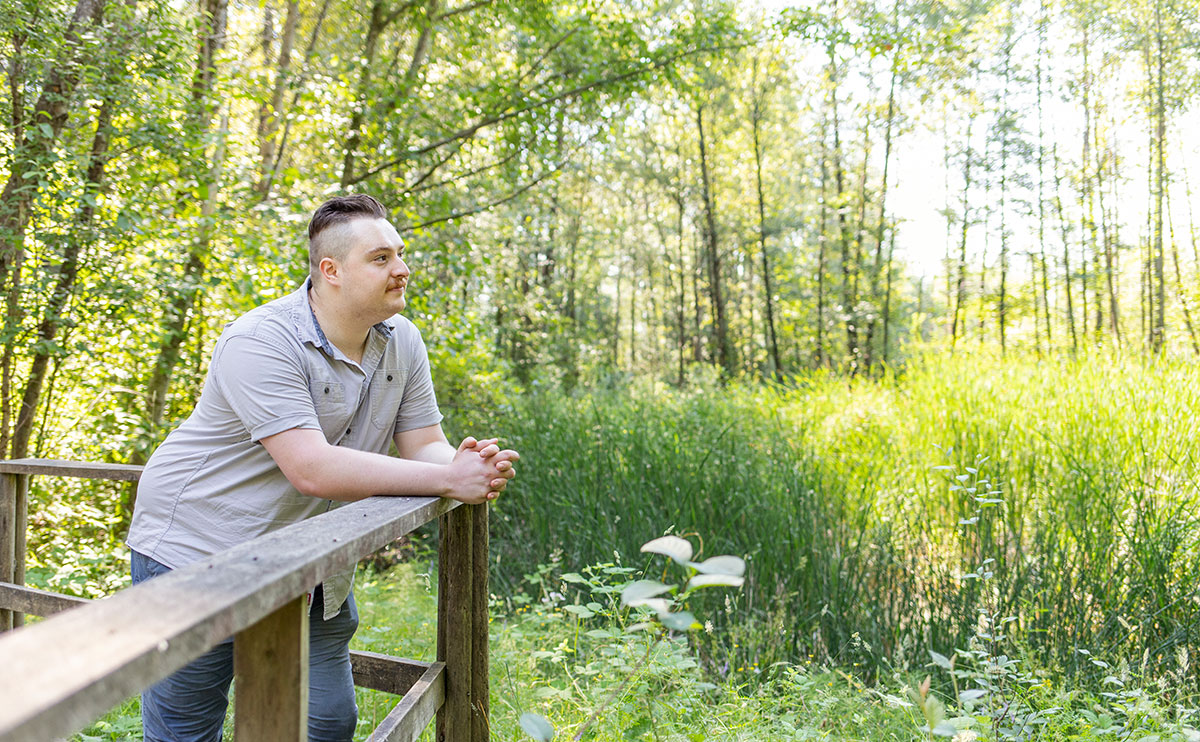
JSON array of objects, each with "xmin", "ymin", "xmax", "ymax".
[{"xmin": 448, "ymin": 436, "xmax": 518, "ymax": 504}]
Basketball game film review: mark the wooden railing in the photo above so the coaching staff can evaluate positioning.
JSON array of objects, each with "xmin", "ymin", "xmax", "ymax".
[{"xmin": 0, "ymin": 459, "xmax": 489, "ymax": 742}]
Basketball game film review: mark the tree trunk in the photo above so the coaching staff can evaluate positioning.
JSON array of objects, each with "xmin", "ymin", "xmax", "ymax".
[
  {"xmin": 675, "ymin": 194, "xmax": 686, "ymax": 385},
  {"xmin": 750, "ymin": 59, "xmax": 781, "ymax": 380},
  {"xmin": 828, "ymin": 42, "xmax": 857, "ymax": 370},
  {"xmin": 255, "ymin": 0, "xmax": 299, "ymax": 196},
  {"xmin": 696, "ymin": 104, "xmax": 733, "ymax": 378},
  {"xmin": 998, "ymin": 24, "xmax": 1013, "ymax": 354},
  {"xmin": 1151, "ymin": 0, "xmax": 1166, "ymax": 353},
  {"xmin": 817, "ymin": 116, "xmax": 829, "ymax": 368},
  {"xmin": 881, "ymin": 223, "xmax": 896, "ymax": 366},
  {"xmin": 852, "ymin": 113, "xmax": 871, "ymax": 368},
  {"xmin": 339, "ymin": 0, "xmax": 388, "ymax": 187},
  {"xmin": 0, "ymin": 0, "xmax": 107, "ymax": 456},
  {"xmin": 1167, "ymin": 194, "xmax": 1199, "ymax": 354},
  {"xmin": 951, "ymin": 113, "xmax": 974, "ymax": 347},
  {"xmin": 1080, "ymin": 20, "xmax": 1103, "ymax": 345},
  {"xmin": 260, "ymin": 0, "xmax": 333, "ymax": 197},
  {"xmin": 12, "ymin": 95, "xmax": 116, "ymax": 460},
  {"xmin": 1097, "ymin": 128, "xmax": 1120, "ymax": 341},
  {"xmin": 1052, "ymin": 143, "xmax": 1078, "ymax": 351},
  {"xmin": 1035, "ymin": 2, "xmax": 1053, "ymax": 349},
  {"xmin": 864, "ymin": 21, "xmax": 898, "ymax": 372},
  {"xmin": 144, "ymin": 0, "xmax": 229, "ymax": 431}
]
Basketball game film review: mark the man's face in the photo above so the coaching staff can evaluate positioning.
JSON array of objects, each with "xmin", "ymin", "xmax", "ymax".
[{"xmin": 331, "ymin": 218, "xmax": 411, "ymax": 321}]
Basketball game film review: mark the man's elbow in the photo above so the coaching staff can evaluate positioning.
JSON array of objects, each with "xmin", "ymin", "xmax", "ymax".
[{"xmin": 287, "ymin": 468, "xmax": 326, "ymax": 499}]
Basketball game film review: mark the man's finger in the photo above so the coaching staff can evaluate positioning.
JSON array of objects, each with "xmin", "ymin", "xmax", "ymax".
[
  {"xmin": 477, "ymin": 444, "xmax": 500, "ymax": 458},
  {"xmin": 457, "ymin": 436, "xmax": 478, "ymax": 452},
  {"xmin": 486, "ymin": 490, "xmax": 500, "ymax": 500}
]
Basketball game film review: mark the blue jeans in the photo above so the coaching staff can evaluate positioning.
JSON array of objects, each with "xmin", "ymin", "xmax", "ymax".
[{"xmin": 131, "ymin": 550, "xmax": 359, "ymax": 742}]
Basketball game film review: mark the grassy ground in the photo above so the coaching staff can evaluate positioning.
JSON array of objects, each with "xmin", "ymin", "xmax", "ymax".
[
  {"xmin": 59, "ymin": 352, "xmax": 1200, "ymax": 738},
  {"xmin": 70, "ymin": 558, "xmax": 1200, "ymax": 741}
]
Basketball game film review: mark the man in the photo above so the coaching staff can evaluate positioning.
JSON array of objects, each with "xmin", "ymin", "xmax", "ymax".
[{"xmin": 126, "ymin": 194, "xmax": 517, "ymax": 741}]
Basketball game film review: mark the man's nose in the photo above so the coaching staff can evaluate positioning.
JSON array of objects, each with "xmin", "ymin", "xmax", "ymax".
[{"xmin": 393, "ymin": 256, "xmax": 410, "ymax": 276}]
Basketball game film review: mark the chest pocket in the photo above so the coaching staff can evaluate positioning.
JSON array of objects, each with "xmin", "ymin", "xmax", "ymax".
[
  {"xmin": 369, "ymin": 367, "xmax": 406, "ymax": 430},
  {"xmin": 310, "ymin": 380, "xmax": 349, "ymax": 437}
]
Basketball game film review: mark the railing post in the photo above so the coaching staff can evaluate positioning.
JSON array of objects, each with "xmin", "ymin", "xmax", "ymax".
[
  {"xmin": 234, "ymin": 594, "xmax": 310, "ymax": 740},
  {"xmin": 436, "ymin": 503, "xmax": 489, "ymax": 742},
  {"xmin": 12, "ymin": 474, "xmax": 26, "ymax": 628},
  {"xmin": 471, "ymin": 502, "xmax": 490, "ymax": 741},
  {"xmin": 0, "ymin": 473, "xmax": 15, "ymax": 631}
]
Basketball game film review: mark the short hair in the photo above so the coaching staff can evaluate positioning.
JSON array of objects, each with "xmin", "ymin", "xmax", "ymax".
[{"xmin": 307, "ymin": 194, "xmax": 388, "ymax": 274}]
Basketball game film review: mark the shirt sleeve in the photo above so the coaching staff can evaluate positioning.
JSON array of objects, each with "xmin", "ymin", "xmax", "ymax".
[
  {"xmin": 394, "ymin": 327, "xmax": 444, "ymax": 434},
  {"xmin": 209, "ymin": 332, "xmax": 323, "ymax": 442}
]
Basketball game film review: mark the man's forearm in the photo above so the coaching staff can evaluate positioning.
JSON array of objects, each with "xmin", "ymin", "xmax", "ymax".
[
  {"xmin": 405, "ymin": 440, "xmax": 457, "ymax": 466},
  {"xmin": 292, "ymin": 444, "xmax": 452, "ymax": 501}
]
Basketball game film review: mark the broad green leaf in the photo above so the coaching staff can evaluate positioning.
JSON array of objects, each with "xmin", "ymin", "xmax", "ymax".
[
  {"xmin": 620, "ymin": 580, "xmax": 672, "ymax": 605},
  {"xmin": 519, "ymin": 712, "xmax": 555, "ymax": 741},
  {"xmin": 931, "ymin": 721, "xmax": 959, "ymax": 737},
  {"xmin": 929, "ymin": 650, "xmax": 953, "ymax": 670},
  {"xmin": 561, "ymin": 573, "xmax": 587, "ymax": 584},
  {"xmin": 686, "ymin": 574, "xmax": 744, "ymax": 590},
  {"xmin": 563, "ymin": 605, "xmax": 594, "ymax": 618},
  {"xmin": 687, "ymin": 555, "xmax": 746, "ymax": 576},
  {"xmin": 959, "ymin": 689, "xmax": 986, "ymax": 703},
  {"xmin": 660, "ymin": 610, "xmax": 700, "ymax": 631},
  {"xmin": 641, "ymin": 535, "xmax": 693, "ymax": 563},
  {"xmin": 628, "ymin": 597, "xmax": 670, "ymax": 615}
]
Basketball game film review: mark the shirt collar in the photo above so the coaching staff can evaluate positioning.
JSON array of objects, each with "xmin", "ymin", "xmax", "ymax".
[{"xmin": 286, "ymin": 278, "xmax": 395, "ymax": 357}]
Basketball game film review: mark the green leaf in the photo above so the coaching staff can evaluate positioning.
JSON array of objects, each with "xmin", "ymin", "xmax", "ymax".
[
  {"xmin": 641, "ymin": 535, "xmax": 693, "ymax": 564},
  {"xmin": 931, "ymin": 721, "xmax": 959, "ymax": 737},
  {"xmin": 660, "ymin": 610, "xmax": 700, "ymax": 631},
  {"xmin": 930, "ymin": 650, "xmax": 953, "ymax": 670},
  {"xmin": 686, "ymin": 574, "xmax": 744, "ymax": 590},
  {"xmin": 620, "ymin": 579, "xmax": 672, "ymax": 605},
  {"xmin": 687, "ymin": 555, "xmax": 746, "ymax": 576},
  {"xmin": 519, "ymin": 712, "xmax": 555, "ymax": 741},
  {"xmin": 629, "ymin": 597, "xmax": 670, "ymax": 616},
  {"xmin": 959, "ymin": 688, "xmax": 987, "ymax": 703},
  {"xmin": 38, "ymin": 122, "xmax": 53, "ymax": 138},
  {"xmin": 561, "ymin": 573, "xmax": 587, "ymax": 584},
  {"xmin": 563, "ymin": 605, "xmax": 594, "ymax": 618}
]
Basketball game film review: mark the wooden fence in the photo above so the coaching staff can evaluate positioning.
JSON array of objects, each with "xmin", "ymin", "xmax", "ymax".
[{"xmin": 0, "ymin": 459, "xmax": 489, "ymax": 742}]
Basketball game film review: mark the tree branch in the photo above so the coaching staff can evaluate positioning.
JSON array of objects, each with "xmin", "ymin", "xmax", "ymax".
[
  {"xmin": 407, "ymin": 142, "xmax": 522, "ymax": 195},
  {"xmin": 434, "ymin": 0, "xmax": 492, "ymax": 21},
  {"xmin": 397, "ymin": 131, "xmax": 594, "ymax": 231},
  {"xmin": 348, "ymin": 43, "xmax": 741, "ymax": 185},
  {"xmin": 402, "ymin": 138, "xmax": 467, "ymax": 193}
]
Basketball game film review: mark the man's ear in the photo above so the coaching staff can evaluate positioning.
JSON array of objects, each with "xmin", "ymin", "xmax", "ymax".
[{"xmin": 318, "ymin": 256, "xmax": 340, "ymax": 286}]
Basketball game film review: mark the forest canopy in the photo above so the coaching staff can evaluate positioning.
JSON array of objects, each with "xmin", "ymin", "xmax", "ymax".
[{"xmin": 1, "ymin": 0, "xmax": 1199, "ymax": 462}]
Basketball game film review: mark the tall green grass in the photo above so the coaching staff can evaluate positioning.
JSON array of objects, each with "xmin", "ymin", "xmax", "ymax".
[{"xmin": 465, "ymin": 352, "xmax": 1200, "ymax": 683}]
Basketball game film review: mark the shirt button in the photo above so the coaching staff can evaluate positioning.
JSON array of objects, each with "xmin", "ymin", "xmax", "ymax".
[
  {"xmin": 346, "ymin": 429, "xmax": 352, "ymax": 436},
  {"xmin": 386, "ymin": 375, "xmax": 393, "ymax": 381},
  {"xmin": 324, "ymin": 387, "xmax": 330, "ymax": 394}
]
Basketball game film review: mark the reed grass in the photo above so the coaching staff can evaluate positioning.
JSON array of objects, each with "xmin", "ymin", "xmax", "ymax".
[{"xmin": 462, "ymin": 351, "xmax": 1200, "ymax": 684}]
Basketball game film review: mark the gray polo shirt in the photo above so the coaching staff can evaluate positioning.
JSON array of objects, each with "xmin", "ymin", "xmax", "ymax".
[{"xmin": 127, "ymin": 280, "xmax": 443, "ymax": 619}]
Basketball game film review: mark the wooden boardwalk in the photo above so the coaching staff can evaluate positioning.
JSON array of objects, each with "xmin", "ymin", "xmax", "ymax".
[{"xmin": 0, "ymin": 459, "xmax": 489, "ymax": 742}]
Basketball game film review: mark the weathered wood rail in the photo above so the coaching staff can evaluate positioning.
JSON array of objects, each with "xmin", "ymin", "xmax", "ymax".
[{"xmin": 0, "ymin": 459, "xmax": 489, "ymax": 742}]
